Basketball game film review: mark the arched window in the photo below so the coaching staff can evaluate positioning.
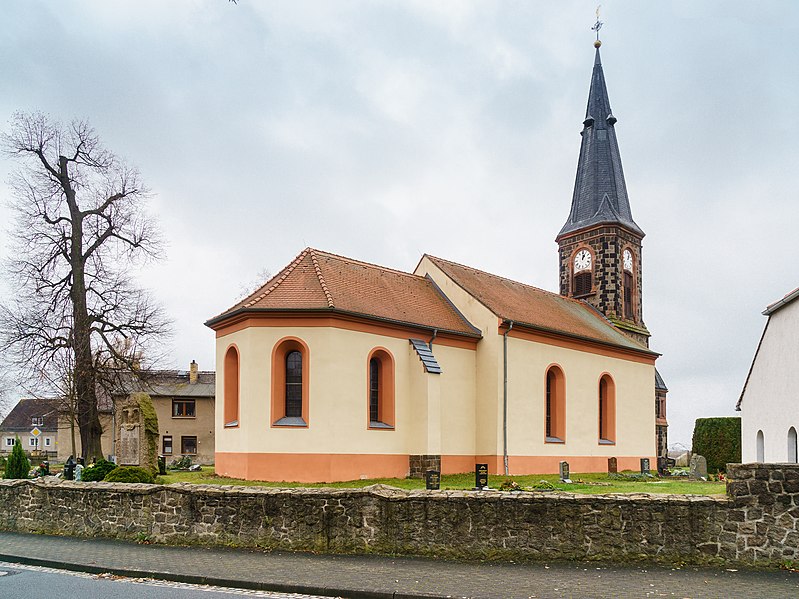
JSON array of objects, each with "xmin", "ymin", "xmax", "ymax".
[
  {"xmin": 572, "ymin": 248, "xmax": 593, "ymax": 297},
  {"xmin": 623, "ymin": 248, "xmax": 635, "ymax": 319},
  {"xmin": 367, "ymin": 348, "xmax": 395, "ymax": 429},
  {"xmin": 623, "ymin": 271, "xmax": 634, "ymax": 319},
  {"xmin": 285, "ymin": 351, "xmax": 303, "ymax": 418},
  {"xmin": 788, "ymin": 427, "xmax": 798, "ymax": 464},
  {"xmin": 271, "ymin": 337, "xmax": 310, "ymax": 427},
  {"xmin": 756, "ymin": 430, "xmax": 764, "ymax": 462},
  {"xmin": 223, "ymin": 345, "xmax": 239, "ymax": 427},
  {"xmin": 545, "ymin": 365, "xmax": 565, "ymax": 443},
  {"xmin": 598, "ymin": 374, "xmax": 616, "ymax": 443}
]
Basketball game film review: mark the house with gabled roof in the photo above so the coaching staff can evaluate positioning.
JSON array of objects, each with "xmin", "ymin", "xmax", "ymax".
[
  {"xmin": 1, "ymin": 397, "xmax": 59, "ymax": 457},
  {"xmin": 205, "ymin": 42, "xmax": 666, "ymax": 482},
  {"xmin": 737, "ymin": 287, "xmax": 799, "ymax": 463}
]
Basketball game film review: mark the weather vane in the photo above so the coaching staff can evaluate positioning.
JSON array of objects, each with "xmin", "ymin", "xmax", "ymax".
[{"xmin": 591, "ymin": 5, "xmax": 603, "ymax": 48}]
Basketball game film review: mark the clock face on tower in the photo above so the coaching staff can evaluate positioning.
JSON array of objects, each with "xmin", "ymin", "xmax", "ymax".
[
  {"xmin": 574, "ymin": 249, "xmax": 592, "ymax": 272},
  {"xmin": 623, "ymin": 249, "xmax": 633, "ymax": 272}
]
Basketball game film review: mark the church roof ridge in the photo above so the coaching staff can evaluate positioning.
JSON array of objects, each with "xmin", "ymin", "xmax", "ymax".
[
  {"xmin": 241, "ymin": 247, "xmax": 312, "ymax": 309},
  {"xmin": 207, "ymin": 247, "xmax": 481, "ymax": 337},
  {"xmin": 423, "ymin": 254, "xmax": 656, "ymax": 355},
  {"xmin": 424, "ymin": 253, "xmax": 586, "ymax": 306}
]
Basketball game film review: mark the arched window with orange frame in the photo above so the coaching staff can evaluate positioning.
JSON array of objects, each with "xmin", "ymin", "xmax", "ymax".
[
  {"xmin": 545, "ymin": 365, "xmax": 565, "ymax": 443},
  {"xmin": 271, "ymin": 337, "xmax": 310, "ymax": 427},
  {"xmin": 367, "ymin": 348, "xmax": 395, "ymax": 429},
  {"xmin": 598, "ymin": 374, "xmax": 616, "ymax": 444},
  {"xmin": 223, "ymin": 345, "xmax": 239, "ymax": 428}
]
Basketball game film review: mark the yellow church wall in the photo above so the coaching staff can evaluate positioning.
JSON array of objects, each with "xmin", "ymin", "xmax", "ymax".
[
  {"xmin": 414, "ymin": 257, "xmax": 503, "ymax": 464},
  {"xmin": 214, "ymin": 321, "xmax": 478, "ymax": 481},
  {"xmin": 503, "ymin": 333, "xmax": 655, "ymax": 472}
]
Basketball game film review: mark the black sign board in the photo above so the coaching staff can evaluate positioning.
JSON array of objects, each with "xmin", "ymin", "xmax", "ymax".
[
  {"xmin": 559, "ymin": 460, "xmax": 572, "ymax": 483},
  {"xmin": 640, "ymin": 458, "xmax": 650, "ymax": 474},
  {"xmin": 607, "ymin": 457, "xmax": 617, "ymax": 474},
  {"xmin": 475, "ymin": 463, "xmax": 489, "ymax": 489},
  {"xmin": 425, "ymin": 470, "xmax": 440, "ymax": 490}
]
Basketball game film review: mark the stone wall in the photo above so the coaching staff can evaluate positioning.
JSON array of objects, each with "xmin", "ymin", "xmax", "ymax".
[{"xmin": 0, "ymin": 463, "xmax": 797, "ymax": 567}]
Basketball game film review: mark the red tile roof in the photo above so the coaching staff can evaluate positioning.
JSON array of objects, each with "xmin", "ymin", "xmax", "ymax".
[
  {"xmin": 207, "ymin": 248, "xmax": 481, "ymax": 337},
  {"xmin": 422, "ymin": 255, "xmax": 655, "ymax": 354}
]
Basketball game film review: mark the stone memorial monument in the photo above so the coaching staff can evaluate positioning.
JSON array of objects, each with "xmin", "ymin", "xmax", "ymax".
[
  {"xmin": 607, "ymin": 457, "xmax": 617, "ymax": 474},
  {"xmin": 115, "ymin": 392, "xmax": 159, "ymax": 474},
  {"xmin": 689, "ymin": 454, "xmax": 708, "ymax": 480}
]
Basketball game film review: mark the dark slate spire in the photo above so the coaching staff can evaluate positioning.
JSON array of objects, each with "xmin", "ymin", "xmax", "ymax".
[{"xmin": 558, "ymin": 48, "xmax": 643, "ymax": 239}]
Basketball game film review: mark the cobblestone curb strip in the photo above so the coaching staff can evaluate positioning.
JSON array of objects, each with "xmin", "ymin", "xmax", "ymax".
[
  {"xmin": 0, "ymin": 463, "xmax": 796, "ymax": 567},
  {"xmin": 0, "ymin": 552, "xmax": 439, "ymax": 599}
]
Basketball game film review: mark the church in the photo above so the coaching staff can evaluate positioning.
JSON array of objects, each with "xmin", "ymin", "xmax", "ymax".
[{"xmin": 206, "ymin": 43, "xmax": 669, "ymax": 482}]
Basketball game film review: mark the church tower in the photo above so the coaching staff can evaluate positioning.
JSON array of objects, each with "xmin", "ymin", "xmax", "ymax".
[{"xmin": 557, "ymin": 42, "xmax": 651, "ymax": 347}]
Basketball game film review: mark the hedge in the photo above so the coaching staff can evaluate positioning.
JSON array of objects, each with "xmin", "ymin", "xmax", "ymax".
[
  {"xmin": 82, "ymin": 458, "xmax": 117, "ymax": 482},
  {"xmin": 692, "ymin": 417, "xmax": 741, "ymax": 473},
  {"xmin": 103, "ymin": 466, "xmax": 155, "ymax": 484}
]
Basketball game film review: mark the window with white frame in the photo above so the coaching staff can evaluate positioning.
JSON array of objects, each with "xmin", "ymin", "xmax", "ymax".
[
  {"xmin": 4, "ymin": 437, "xmax": 14, "ymax": 447},
  {"xmin": 31, "ymin": 416, "xmax": 43, "ymax": 426},
  {"xmin": 44, "ymin": 437, "xmax": 51, "ymax": 447},
  {"xmin": 29, "ymin": 437, "xmax": 38, "ymax": 447}
]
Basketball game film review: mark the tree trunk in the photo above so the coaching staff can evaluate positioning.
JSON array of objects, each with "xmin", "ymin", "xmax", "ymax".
[{"xmin": 62, "ymin": 156, "xmax": 103, "ymax": 461}]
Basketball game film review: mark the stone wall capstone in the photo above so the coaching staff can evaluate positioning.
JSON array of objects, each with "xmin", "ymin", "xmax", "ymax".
[{"xmin": 0, "ymin": 463, "xmax": 797, "ymax": 567}]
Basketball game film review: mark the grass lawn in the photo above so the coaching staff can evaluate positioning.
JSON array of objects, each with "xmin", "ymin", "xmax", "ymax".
[{"xmin": 157, "ymin": 467, "xmax": 726, "ymax": 495}]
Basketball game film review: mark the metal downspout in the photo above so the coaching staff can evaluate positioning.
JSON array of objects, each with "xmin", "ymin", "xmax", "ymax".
[
  {"xmin": 428, "ymin": 328, "xmax": 438, "ymax": 350},
  {"xmin": 503, "ymin": 320, "xmax": 514, "ymax": 476}
]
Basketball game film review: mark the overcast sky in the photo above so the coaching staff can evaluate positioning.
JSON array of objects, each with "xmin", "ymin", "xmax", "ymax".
[{"xmin": 1, "ymin": 1, "xmax": 797, "ymax": 448}]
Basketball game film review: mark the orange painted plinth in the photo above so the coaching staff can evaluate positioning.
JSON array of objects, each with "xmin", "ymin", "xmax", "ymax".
[
  {"xmin": 217, "ymin": 452, "xmax": 655, "ymax": 482},
  {"xmin": 216, "ymin": 452, "xmax": 409, "ymax": 483}
]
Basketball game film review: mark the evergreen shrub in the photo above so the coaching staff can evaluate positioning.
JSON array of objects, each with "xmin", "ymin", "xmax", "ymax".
[
  {"xmin": 692, "ymin": 417, "xmax": 741, "ymax": 473},
  {"xmin": 103, "ymin": 466, "xmax": 155, "ymax": 484},
  {"xmin": 82, "ymin": 458, "xmax": 117, "ymax": 482},
  {"xmin": 3, "ymin": 438, "xmax": 31, "ymax": 479}
]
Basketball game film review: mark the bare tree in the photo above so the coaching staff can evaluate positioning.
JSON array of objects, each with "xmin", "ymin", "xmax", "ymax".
[{"xmin": 1, "ymin": 112, "xmax": 170, "ymax": 460}]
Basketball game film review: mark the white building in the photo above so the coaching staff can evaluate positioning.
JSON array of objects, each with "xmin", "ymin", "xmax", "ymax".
[{"xmin": 737, "ymin": 287, "xmax": 799, "ymax": 463}]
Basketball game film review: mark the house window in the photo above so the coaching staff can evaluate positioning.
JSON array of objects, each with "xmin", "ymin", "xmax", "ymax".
[
  {"xmin": 172, "ymin": 399, "xmax": 196, "ymax": 418},
  {"xmin": 5, "ymin": 437, "xmax": 14, "ymax": 447},
  {"xmin": 271, "ymin": 337, "xmax": 310, "ymax": 426},
  {"xmin": 44, "ymin": 437, "xmax": 51, "ymax": 447},
  {"xmin": 181, "ymin": 436, "xmax": 197, "ymax": 455},
  {"xmin": 598, "ymin": 374, "xmax": 616, "ymax": 444},
  {"xmin": 224, "ymin": 345, "xmax": 240, "ymax": 427},
  {"xmin": 29, "ymin": 437, "xmax": 37, "ymax": 447},
  {"xmin": 788, "ymin": 427, "xmax": 797, "ymax": 464},
  {"xmin": 545, "ymin": 365, "xmax": 565, "ymax": 443},
  {"xmin": 367, "ymin": 348, "xmax": 395, "ymax": 429},
  {"xmin": 756, "ymin": 430, "xmax": 765, "ymax": 462},
  {"xmin": 163, "ymin": 435, "xmax": 173, "ymax": 455},
  {"xmin": 31, "ymin": 416, "xmax": 43, "ymax": 426}
]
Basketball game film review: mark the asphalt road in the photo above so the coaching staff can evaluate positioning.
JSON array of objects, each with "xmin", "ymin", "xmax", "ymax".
[{"xmin": 0, "ymin": 561, "xmax": 333, "ymax": 599}]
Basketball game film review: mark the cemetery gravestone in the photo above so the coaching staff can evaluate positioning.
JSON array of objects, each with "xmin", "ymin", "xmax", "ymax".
[
  {"xmin": 607, "ymin": 457, "xmax": 617, "ymax": 474},
  {"xmin": 640, "ymin": 458, "xmax": 650, "ymax": 474},
  {"xmin": 690, "ymin": 454, "xmax": 708, "ymax": 480},
  {"xmin": 475, "ymin": 463, "xmax": 489, "ymax": 489},
  {"xmin": 559, "ymin": 460, "xmax": 572, "ymax": 483},
  {"xmin": 425, "ymin": 470, "xmax": 440, "ymax": 490}
]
